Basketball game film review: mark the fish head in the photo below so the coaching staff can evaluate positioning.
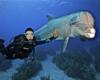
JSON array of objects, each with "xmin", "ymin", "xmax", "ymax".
[
  {"xmin": 78, "ymin": 25, "xmax": 96, "ymax": 41},
  {"xmin": 78, "ymin": 12, "xmax": 96, "ymax": 41}
]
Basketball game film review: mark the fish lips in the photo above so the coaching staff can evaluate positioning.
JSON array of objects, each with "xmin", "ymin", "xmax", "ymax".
[
  {"xmin": 85, "ymin": 28, "xmax": 96, "ymax": 38},
  {"xmin": 80, "ymin": 28, "xmax": 96, "ymax": 41}
]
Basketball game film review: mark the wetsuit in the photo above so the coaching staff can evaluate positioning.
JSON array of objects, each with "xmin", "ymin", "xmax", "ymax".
[{"xmin": 0, "ymin": 34, "xmax": 56, "ymax": 59}]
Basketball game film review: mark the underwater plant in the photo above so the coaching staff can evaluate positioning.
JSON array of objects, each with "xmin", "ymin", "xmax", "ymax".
[
  {"xmin": 12, "ymin": 60, "xmax": 42, "ymax": 80},
  {"xmin": 0, "ymin": 54, "xmax": 12, "ymax": 72},
  {"xmin": 53, "ymin": 46, "xmax": 96, "ymax": 80}
]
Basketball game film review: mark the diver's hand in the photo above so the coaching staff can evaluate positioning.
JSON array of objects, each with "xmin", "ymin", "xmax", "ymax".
[
  {"xmin": 47, "ymin": 30, "xmax": 59, "ymax": 41},
  {"xmin": 52, "ymin": 29, "xmax": 59, "ymax": 38}
]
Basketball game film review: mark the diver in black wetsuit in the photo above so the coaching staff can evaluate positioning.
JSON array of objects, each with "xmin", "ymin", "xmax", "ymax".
[{"xmin": 0, "ymin": 28, "xmax": 59, "ymax": 59}]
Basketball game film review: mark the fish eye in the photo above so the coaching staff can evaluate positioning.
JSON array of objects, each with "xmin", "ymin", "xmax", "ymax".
[{"xmin": 79, "ymin": 25, "xmax": 88, "ymax": 31}]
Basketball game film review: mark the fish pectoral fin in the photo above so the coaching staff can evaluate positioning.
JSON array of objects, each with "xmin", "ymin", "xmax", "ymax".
[{"xmin": 62, "ymin": 37, "xmax": 70, "ymax": 53}]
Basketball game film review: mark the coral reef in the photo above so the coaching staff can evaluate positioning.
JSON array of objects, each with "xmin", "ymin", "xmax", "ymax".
[
  {"xmin": 40, "ymin": 75, "xmax": 53, "ymax": 80},
  {"xmin": 94, "ymin": 57, "xmax": 100, "ymax": 74},
  {"xmin": 35, "ymin": 48, "xmax": 48, "ymax": 61},
  {"xmin": 90, "ymin": 42, "xmax": 100, "ymax": 74},
  {"xmin": 53, "ymin": 46, "xmax": 96, "ymax": 80},
  {"xmin": 12, "ymin": 60, "xmax": 42, "ymax": 80},
  {"xmin": 0, "ymin": 54, "xmax": 12, "ymax": 72}
]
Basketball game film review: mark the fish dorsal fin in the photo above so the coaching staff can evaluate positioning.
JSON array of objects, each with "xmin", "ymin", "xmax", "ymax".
[{"xmin": 46, "ymin": 15, "xmax": 54, "ymax": 21}]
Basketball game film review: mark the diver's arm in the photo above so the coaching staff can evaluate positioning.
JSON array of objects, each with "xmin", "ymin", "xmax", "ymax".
[
  {"xmin": 35, "ymin": 40, "xmax": 49, "ymax": 45},
  {"xmin": 36, "ymin": 30, "xmax": 59, "ymax": 45},
  {"xmin": 49, "ymin": 36, "xmax": 57, "ymax": 41},
  {"xmin": 36, "ymin": 36, "xmax": 57, "ymax": 45}
]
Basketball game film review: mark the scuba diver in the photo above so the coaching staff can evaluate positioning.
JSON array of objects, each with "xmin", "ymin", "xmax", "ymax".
[{"xmin": 0, "ymin": 27, "xmax": 59, "ymax": 59}]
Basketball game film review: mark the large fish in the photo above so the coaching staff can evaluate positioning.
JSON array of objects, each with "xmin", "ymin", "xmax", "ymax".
[{"xmin": 35, "ymin": 11, "xmax": 96, "ymax": 53}]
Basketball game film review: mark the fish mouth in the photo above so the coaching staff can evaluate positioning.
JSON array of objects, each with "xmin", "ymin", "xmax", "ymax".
[{"xmin": 85, "ymin": 28, "xmax": 96, "ymax": 38}]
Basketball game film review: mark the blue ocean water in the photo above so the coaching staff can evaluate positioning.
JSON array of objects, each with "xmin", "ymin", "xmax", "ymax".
[{"xmin": 0, "ymin": 0, "xmax": 100, "ymax": 80}]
